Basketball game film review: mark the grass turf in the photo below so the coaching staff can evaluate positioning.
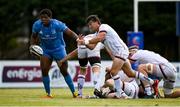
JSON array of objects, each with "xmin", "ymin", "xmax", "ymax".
[{"xmin": 0, "ymin": 88, "xmax": 180, "ymax": 106}]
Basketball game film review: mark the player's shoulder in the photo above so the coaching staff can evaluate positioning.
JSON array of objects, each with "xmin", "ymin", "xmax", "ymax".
[
  {"xmin": 139, "ymin": 49, "xmax": 151, "ymax": 53},
  {"xmin": 99, "ymin": 24, "xmax": 111, "ymax": 31},
  {"xmin": 100, "ymin": 24, "xmax": 109, "ymax": 27},
  {"xmin": 51, "ymin": 19, "xmax": 64, "ymax": 25},
  {"xmin": 33, "ymin": 19, "xmax": 42, "ymax": 27},
  {"xmin": 136, "ymin": 49, "xmax": 143, "ymax": 54},
  {"xmin": 136, "ymin": 50, "xmax": 150, "ymax": 56}
]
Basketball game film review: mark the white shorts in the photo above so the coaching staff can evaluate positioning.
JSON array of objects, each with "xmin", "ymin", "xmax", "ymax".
[
  {"xmin": 78, "ymin": 43, "xmax": 102, "ymax": 58},
  {"xmin": 112, "ymin": 46, "xmax": 129, "ymax": 61},
  {"xmin": 78, "ymin": 48, "xmax": 101, "ymax": 58},
  {"xmin": 154, "ymin": 63, "xmax": 177, "ymax": 95}
]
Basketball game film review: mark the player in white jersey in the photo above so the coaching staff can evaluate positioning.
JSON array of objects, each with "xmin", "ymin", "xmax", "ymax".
[
  {"xmin": 77, "ymin": 15, "xmax": 154, "ymax": 98},
  {"xmin": 77, "ymin": 33, "xmax": 105, "ymax": 97},
  {"xmin": 60, "ymin": 33, "xmax": 107, "ymax": 97},
  {"xmin": 129, "ymin": 46, "xmax": 180, "ymax": 98},
  {"xmin": 99, "ymin": 68, "xmax": 139, "ymax": 99}
]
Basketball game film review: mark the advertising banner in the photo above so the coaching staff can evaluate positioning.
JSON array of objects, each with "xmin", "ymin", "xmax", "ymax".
[
  {"xmin": 0, "ymin": 61, "xmax": 180, "ymax": 88},
  {"xmin": 0, "ymin": 61, "xmax": 93, "ymax": 88},
  {"xmin": 127, "ymin": 31, "xmax": 144, "ymax": 49}
]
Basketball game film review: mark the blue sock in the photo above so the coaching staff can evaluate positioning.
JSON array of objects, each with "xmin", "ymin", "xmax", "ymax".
[
  {"xmin": 42, "ymin": 76, "xmax": 50, "ymax": 95},
  {"xmin": 64, "ymin": 74, "xmax": 75, "ymax": 94}
]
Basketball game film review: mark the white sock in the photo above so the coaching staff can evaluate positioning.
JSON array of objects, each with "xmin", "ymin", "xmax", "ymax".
[
  {"xmin": 135, "ymin": 71, "xmax": 154, "ymax": 85},
  {"xmin": 92, "ymin": 72, "xmax": 101, "ymax": 90},
  {"xmin": 77, "ymin": 74, "xmax": 85, "ymax": 96},
  {"xmin": 112, "ymin": 74, "xmax": 122, "ymax": 98},
  {"xmin": 145, "ymin": 86, "xmax": 152, "ymax": 95},
  {"xmin": 121, "ymin": 91, "xmax": 128, "ymax": 98}
]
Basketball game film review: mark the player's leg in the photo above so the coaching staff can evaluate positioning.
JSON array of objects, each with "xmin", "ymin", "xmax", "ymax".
[
  {"xmin": 105, "ymin": 78, "xmax": 138, "ymax": 99},
  {"xmin": 87, "ymin": 47, "xmax": 102, "ymax": 92},
  {"xmin": 77, "ymin": 48, "xmax": 88, "ymax": 97},
  {"xmin": 77, "ymin": 58, "xmax": 88, "ymax": 97},
  {"xmin": 40, "ymin": 55, "xmax": 53, "ymax": 97},
  {"xmin": 59, "ymin": 61, "xmax": 76, "ymax": 97},
  {"xmin": 138, "ymin": 63, "xmax": 161, "ymax": 97},
  {"xmin": 137, "ymin": 64, "xmax": 154, "ymax": 97},
  {"xmin": 88, "ymin": 57, "xmax": 101, "ymax": 91},
  {"xmin": 163, "ymin": 79, "xmax": 180, "ymax": 98},
  {"xmin": 57, "ymin": 60, "xmax": 77, "ymax": 97},
  {"xmin": 159, "ymin": 64, "xmax": 179, "ymax": 98},
  {"xmin": 164, "ymin": 90, "xmax": 180, "ymax": 98},
  {"xmin": 110, "ymin": 57, "xmax": 125, "ymax": 98},
  {"xmin": 122, "ymin": 60, "xmax": 155, "ymax": 98},
  {"xmin": 101, "ymin": 78, "xmax": 132, "ymax": 99},
  {"xmin": 122, "ymin": 60, "xmax": 154, "ymax": 85},
  {"xmin": 55, "ymin": 49, "xmax": 76, "ymax": 97}
]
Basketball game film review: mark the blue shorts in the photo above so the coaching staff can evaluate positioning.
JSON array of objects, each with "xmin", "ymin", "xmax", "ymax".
[{"xmin": 42, "ymin": 48, "xmax": 67, "ymax": 61}]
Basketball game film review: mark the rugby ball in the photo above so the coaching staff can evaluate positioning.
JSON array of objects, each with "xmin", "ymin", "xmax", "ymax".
[{"xmin": 29, "ymin": 45, "xmax": 43, "ymax": 57}]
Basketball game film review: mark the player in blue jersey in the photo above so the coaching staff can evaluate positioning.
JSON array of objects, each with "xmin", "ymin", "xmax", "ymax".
[{"xmin": 30, "ymin": 9, "xmax": 78, "ymax": 98}]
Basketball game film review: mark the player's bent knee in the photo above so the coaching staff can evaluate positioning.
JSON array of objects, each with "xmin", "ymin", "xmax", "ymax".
[
  {"xmin": 91, "ymin": 63, "xmax": 101, "ymax": 72},
  {"xmin": 79, "ymin": 58, "xmax": 88, "ymax": 67},
  {"xmin": 88, "ymin": 57, "xmax": 101, "ymax": 66},
  {"xmin": 163, "ymin": 83, "xmax": 174, "ymax": 96}
]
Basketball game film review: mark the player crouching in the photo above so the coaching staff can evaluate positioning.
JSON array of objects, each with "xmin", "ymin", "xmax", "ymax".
[{"xmin": 94, "ymin": 68, "xmax": 159, "ymax": 99}]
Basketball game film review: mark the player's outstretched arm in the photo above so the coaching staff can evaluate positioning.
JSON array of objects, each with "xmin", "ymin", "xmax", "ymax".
[
  {"xmin": 61, "ymin": 48, "xmax": 78, "ymax": 63},
  {"xmin": 64, "ymin": 28, "xmax": 78, "ymax": 41},
  {"xmin": 89, "ymin": 32, "xmax": 106, "ymax": 44}
]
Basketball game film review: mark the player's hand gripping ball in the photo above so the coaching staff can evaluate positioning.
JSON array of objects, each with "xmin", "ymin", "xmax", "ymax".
[{"xmin": 29, "ymin": 45, "xmax": 43, "ymax": 57}]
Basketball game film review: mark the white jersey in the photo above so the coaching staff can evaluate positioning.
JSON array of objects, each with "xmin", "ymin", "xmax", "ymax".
[
  {"xmin": 98, "ymin": 24, "xmax": 129, "ymax": 59},
  {"xmin": 118, "ymin": 71, "xmax": 139, "ymax": 98},
  {"xmin": 130, "ymin": 50, "xmax": 177, "ymax": 95},
  {"xmin": 78, "ymin": 34, "xmax": 104, "ymax": 58},
  {"xmin": 130, "ymin": 50, "xmax": 169, "ymax": 65}
]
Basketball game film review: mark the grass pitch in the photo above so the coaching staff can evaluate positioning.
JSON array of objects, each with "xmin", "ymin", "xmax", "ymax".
[{"xmin": 0, "ymin": 88, "xmax": 180, "ymax": 106}]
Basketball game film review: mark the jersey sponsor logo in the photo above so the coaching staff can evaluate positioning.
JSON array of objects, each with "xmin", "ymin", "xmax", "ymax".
[
  {"xmin": 39, "ymin": 30, "xmax": 43, "ymax": 35},
  {"xmin": 51, "ymin": 29, "xmax": 56, "ymax": 34}
]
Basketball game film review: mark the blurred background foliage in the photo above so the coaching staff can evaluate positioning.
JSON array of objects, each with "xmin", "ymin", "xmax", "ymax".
[{"xmin": 0, "ymin": 0, "xmax": 179, "ymax": 61}]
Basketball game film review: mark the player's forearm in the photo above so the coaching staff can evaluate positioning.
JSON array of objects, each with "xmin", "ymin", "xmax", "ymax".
[
  {"xmin": 71, "ymin": 31, "xmax": 78, "ymax": 41},
  {"xmin": 89, "ymin": 36, "xmax": 103, "ymax": 44},
  {"xmin": 30, "ymin": 34, "xmax": 39, "ymax": 45},
  {"xmin": 85, "ymin": 44, "xmax": 96, "ymax": 50},
  {"xmin": 62, "ymin": 49, "xmax": 78, "ymax": 62},
  {"xmin": 88, "ymin": 32, "xmax": 105, "ymax": 44}
]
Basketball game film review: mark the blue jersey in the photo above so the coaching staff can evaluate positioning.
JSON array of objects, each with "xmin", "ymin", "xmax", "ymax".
[
  {"xmin": 32, "ymin": 19, "xmax": 68, "ymax": 60},
  {"xmin": 32, "ymin": 19, "xmax": 68, "ymax": 51}
]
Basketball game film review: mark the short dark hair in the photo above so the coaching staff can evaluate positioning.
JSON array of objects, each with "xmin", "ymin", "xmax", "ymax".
[
  {"xmin": 39, "ymin": 8, "xmax": 52, "ymax": 18},
  {"xmin": 86, "ymin": 15, "xmax": 101, "ymax": 24}
]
